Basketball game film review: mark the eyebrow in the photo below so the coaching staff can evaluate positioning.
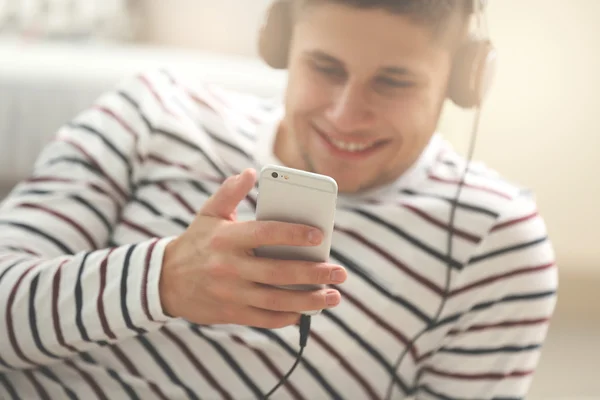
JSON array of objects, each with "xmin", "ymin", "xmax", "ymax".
[{"xmin": 304, "ymin": 50, "xmax": 418, "ymax": 77}]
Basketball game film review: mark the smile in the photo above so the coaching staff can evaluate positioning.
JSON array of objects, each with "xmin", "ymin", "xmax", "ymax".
[{"xmin": 312, "ymin": 124, "xmax": 388, "ymax": 158}]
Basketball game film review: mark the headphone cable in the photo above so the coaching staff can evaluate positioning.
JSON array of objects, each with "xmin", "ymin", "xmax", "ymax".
[
  {"xmin": 263, "ymin": 314, "xmax": 312, "ymax": 399},
  {"xmin": 384, "ymin": 106, "xmax": 484, "ymax": 400}
]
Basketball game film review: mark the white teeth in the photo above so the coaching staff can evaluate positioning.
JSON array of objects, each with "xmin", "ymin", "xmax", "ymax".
[{"xmin": 330, "ymin": 138, "xmax": 375, "ymax": 152}]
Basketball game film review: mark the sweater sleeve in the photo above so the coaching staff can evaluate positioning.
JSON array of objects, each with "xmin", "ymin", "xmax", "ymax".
[
  {"xmin": 0, "ymin": 72, "xmax": 176, "ymax": 372},
  {"xmin": 416, "ymin": 195, "xmax": 559, "ymax": 400}
]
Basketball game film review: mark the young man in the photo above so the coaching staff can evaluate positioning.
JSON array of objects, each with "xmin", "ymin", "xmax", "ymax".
[{"xmin": 0, "ymin": 1, "xmax": 557, "ymax": 399}]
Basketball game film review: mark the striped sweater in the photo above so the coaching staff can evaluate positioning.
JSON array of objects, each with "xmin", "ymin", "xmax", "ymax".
[{"xmin": 0, "ymin": 69, "xmax": 558, "ymax": 400}]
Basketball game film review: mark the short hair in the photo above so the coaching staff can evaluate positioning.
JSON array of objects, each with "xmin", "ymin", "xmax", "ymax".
[{"xmin": 295, "ymin": 0, "xmax": 474, "ymax": 37}]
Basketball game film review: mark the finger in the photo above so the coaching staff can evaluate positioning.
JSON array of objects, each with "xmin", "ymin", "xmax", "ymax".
[
  {"xmin": 223, "ymin": 304, "xmax": 301, "ymax": 329},
  {"xmin": 217, "ymin": 220, "xmax": 324, "ymax": 250},
  {"xmin": 244, "ymin": 309, "xmax": 301, "ymax": 329},
  {"xmin": 237, "ymin": 257, "xmax": 347, "ymax": 286},
  {"xmin": 238, "ymin": 284, "xmax": 342, "ymax": 313},
  {"xmin": 199, "ymin": 168, "xmax": 256, "ymax": 220}
]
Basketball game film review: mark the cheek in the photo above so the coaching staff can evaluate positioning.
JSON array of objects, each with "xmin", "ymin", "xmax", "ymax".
[{"xmin": 287, "ymin": 69, "xmax": 333, "ymax": 115}]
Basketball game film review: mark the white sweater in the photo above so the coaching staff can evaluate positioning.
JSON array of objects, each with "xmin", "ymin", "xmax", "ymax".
[{"xmin": 0, "ymin": 69, "xmax": 558, "ymax": 400}]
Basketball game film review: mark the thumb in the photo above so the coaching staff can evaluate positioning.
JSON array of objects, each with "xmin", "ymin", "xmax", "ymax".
[{"xmin": 199, "ymin": 168, "xmax": 256, "ymax": 220}]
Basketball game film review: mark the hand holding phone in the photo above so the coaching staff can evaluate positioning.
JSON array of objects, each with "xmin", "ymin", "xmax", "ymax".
[
  {"xmin": 160, "ymin": 169, "xmax": 346, "ymax": 329},
  {"xmin": 254, "ymin": 164, "xmax": 339, "ymax": 315}
]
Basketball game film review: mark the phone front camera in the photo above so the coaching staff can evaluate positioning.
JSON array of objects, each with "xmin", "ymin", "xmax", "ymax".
[{"xmin": 271, "ymin": 172, "xmax": 279, "ymax": 178}]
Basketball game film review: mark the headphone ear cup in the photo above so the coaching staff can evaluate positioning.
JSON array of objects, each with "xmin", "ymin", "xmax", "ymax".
[
  {"xmin": 258, "ymin": 0, "xmax": 293, "ymax": 69},
  {"xmin": 448, "ymin": 39, "xmax": 497, "ymax": 108}
]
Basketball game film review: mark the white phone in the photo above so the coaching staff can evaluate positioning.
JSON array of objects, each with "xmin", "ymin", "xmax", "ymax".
[{"xmin": 254, "ymin": 164, "xmax": 338, "ymax": 315}]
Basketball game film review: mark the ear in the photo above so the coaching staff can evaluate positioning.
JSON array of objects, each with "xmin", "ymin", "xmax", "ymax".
[{"xmin": 258, "ymin": 0, "xmax": 293, "ymax": 69}]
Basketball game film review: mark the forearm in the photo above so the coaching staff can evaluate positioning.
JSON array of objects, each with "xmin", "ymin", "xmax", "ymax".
[{"xmin": 0, "ymin": 237, "xmax": 174, "ymax": 372}]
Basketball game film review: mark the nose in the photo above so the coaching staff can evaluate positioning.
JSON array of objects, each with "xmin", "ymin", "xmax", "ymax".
[{"xmin": 325, "ymin": 82, "xmax": 376, "ymax": 133}]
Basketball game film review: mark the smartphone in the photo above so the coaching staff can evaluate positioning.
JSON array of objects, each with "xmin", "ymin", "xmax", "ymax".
[{"xmin": 254, "ymin": 164, "xmax": 338, "ymax": 315}]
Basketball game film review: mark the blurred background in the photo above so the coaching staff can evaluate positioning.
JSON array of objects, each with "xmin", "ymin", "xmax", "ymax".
[{"xmin": 0, "ymin": 0, "xmax": 598, "ymax": 398}]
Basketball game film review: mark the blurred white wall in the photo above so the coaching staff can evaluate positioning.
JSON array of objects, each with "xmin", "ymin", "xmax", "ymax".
[{"xmin": 140, "ymin": 0, "xmax": 599, "ymax": 273}]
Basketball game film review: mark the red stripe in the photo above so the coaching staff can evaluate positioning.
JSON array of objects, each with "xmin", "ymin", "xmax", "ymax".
[
  {"xmin": 161, "ymin": 327, "xmax": 233, "ymax": 400},
  {"xmin": 59, "ymin": 138, "xmax": 128, "ymax": 200},
  {"xmin": 189, "ymin": 92, "xmax": 218, "ymax": 114},
  {"xmin": 309, "ymin": 330, "xmax": 380, "ymax": 400},
  {"xmin": 97, "ymin": 249, "xmax": 117, "ymax": 340},
  {"xmin": 401, "ymin": 203, "xmax": 480, "ymax": 243},
  {"xmin": 427, "ymin": 175, "xmax": 512, "ymax": 199},
  {"xmin": 231, "ymin": 334, "xmax": 306, "ymax": 400},
  {"xmin": 139, "ymin": 75, "xmax": 177, "ymax": 118},
  {"xmin": 94, "ymin": 106, "xmax": 144, "ymax": 163},
  {"xmin": 16, "ymin": 203, "xmax": 97, "ymax": 249},
  {"xmin": 157, "ymin": 182, "xmax": 196, "ymax": 215},
  {"xmin": 491, "ymin": 212, "xmax": 539, "ymax": 232},
  {"xmin": 0, "ymin": 247, "xmax": 39, "ymax": 257},
  {"xmin": 448, "ymin": 318, "xmax": 550, "ymax": 335},
  {"xmin": 423, "ymin": 366, "xmax": 533, "ymax": 380},
  {"xmin": 6, "ymin": 262, "xmax": 41, "ymax": 366},
  {"xmin": 26, "ymin": 176, "xmax": 112, "ymax": 199},
  {"xmin": 52, "ymin": 260, "xmax": 79, "ymax": 353},
  {"xmin": 121, "ymin": 218, "xmax": 161, "ymax": 239},
  {"xmin": 64, "ymin": 359, "xmax": 109, "ymax": 400},
  {"xmin": 109, "ymin": 346, "xmax": 169, "ymax": 400},
  {"xmin": 148, "ymin": 154, "xmax": 192, "ymax": 171},
  {"xmin": 450, "ymin": 262, "xmax": 555, "ymax": 297},
  {"xmin": 142, "ymin": 239, "xmax": 160, "ymax": 322},
  {"xmin": 336, "ymin": 287, "xmax": 416, "ymax": 360},
  {"xmin": 335, "ymin": 225, "xmax": 443, "ymax": 296}
]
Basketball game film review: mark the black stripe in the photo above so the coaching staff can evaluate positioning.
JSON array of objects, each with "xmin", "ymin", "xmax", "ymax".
[
  {"xmin": 204, "ymin": 127, "xmax": 251, "ymax": 159},
  {"xmin": 131, "ymin": 197, "xmax": 189, "ymax": 229},
  {"xmin": 72, "ymin": 194, "xmax": 114, "ymax": 235},
  {"xmin": 250, "ymin": 327, "xmax": 344, "ymax": 400},
  {"xmin": 0, "ymin": 259, "xmax": 24, "ymax": 370},
  {"xmin": 433, "ymin": 290, "xmax": 557, "ymax": 329},
  {"xmin": 322, "ymin": 309, "xmax": 410, "ymax": 395},
  {"xmin": 117, "ymin": 90, "xmax": 153, "ymax": 134},
  {"xmin": 0, "ymin": 373, "xmax": 19, "ymax": 399},
  {"xmin": 136, "ymin": 335, "xmax": 200, "ymax": 400},
  {"xmin": 137, "ymin": 178, "xmax": 213, "ymax": 199},
  {"xmin": 354, "ymin": 209, "xmax": 463, "ymax": 269},
  {"xmin": 29, "ymin": 273, "xmax": 60, "ymax": 359},
  {"xmin": 190, "ymin": 325, "xmax": 262, "ymax": 399},
  {"xmin": 153, "ymin": 128, "xmax": 227, "ymax": 178},
  {"xmin": 0, "ymin": 259, "xmax": 23, "ymax": 284},
  {"xmin": 0, "ymin": 221, "xmax": 73, "ymax": 254},
  {"xmin": 330, "ymin": 248, "xmax": 432, "ymax": 323},
  {"xmin": 120, "ymin": 245, "xmax": 147, "ymax": 335},
  {"xmin": 69, "ymin": 122, "xmax": 133, "ymax": 186},
  {"xmin": 419, "ymin": 384, "xmax": 522, "ymax": 400},
  {"xmin": 38, "ymin": 366, "xmax": 79, "ymax": 400},
  {"xmin": 26, "ymin": 371, "xmax": 51, "ymax": 400},
  {"xmin": 75, "ymin": 253, "xmax": 92, "ymax": 342},
  {"xmin": 44, "ymin": 157, "xmax": 127, "ymax": 201},
  {"xmin": 79, "ymin": 353, "xmax": 140, "ymax": 400},
  {"xmin": 439, "ymin": 343, "xmax": 541, "ymax": 355},
  {"xmin": 238, "ymin": 128, "xmax": 256, "ymax": 141},
  {"xmin": 187, "ymin": 180, "xmax": 212, "ymax": 197},
  {"xmin": 402, "ymin": 189, "xmax": 499, "ymax": 218},
  {"xmin": 469, "ymin": 237, "xmax": 548, "ymax": 264}
]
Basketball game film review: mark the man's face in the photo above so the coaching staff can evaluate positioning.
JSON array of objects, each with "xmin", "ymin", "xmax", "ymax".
[{"xmin": 275, "ymin": 3, "xmax": 463, "ymax": 193}]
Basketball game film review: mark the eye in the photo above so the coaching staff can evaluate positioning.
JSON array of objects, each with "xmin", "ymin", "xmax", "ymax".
[
  {"xmin": 376, "ymin": 76, "xmax": 415, "ymax": 89},
  {"xmin": 312, "ymin": 63, "xmax": 346, "ymax": 80}
]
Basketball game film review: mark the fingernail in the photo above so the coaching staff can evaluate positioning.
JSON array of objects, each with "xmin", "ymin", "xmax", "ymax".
[
  {"xmin": 308, "ymin": 229, "xmax": 322, "ymax": 244},
  {"xmin": 330, "ymin": 268, "xmax": 346, "ymax": 283},
  {"xmin": 326, "ymin": 290, "xmax": 340, "ymax": 306}
]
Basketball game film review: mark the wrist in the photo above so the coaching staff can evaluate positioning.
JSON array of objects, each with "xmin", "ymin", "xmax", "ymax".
[{"xmin": 160, "ymin": 238, "xmax": 181, "ymax": 318}]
